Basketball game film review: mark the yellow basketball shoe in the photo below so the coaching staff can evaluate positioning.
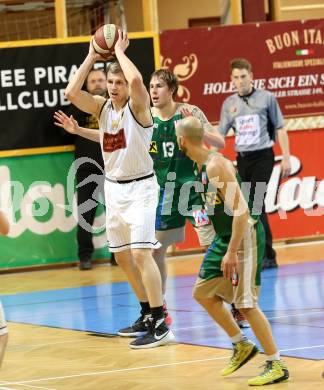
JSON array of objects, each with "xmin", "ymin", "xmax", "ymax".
[
  {"xmin": 221, "ymin": 339, "xmax": 259, "ymax": 376},
  {"xmin": 248, "ymin": 360, "xmax": 289, "ymax": 386}
]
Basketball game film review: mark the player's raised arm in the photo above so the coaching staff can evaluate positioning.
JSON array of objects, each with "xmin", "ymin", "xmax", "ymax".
[
  {"xmin": 181, "ymin": 105, "xmax": 225, "ymax": 149},
  {"xmin": 65, "ymin": 39, "xmax": 106, "ymax": 117},
  {"xmin": 114, "ymin": 29, "xmax": 151, "ymax": 125}
]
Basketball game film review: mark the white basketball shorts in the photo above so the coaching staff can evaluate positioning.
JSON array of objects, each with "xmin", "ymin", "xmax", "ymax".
[{"xmin": 104, "ymin": 175, "xmax": 161, "ymax": 252}]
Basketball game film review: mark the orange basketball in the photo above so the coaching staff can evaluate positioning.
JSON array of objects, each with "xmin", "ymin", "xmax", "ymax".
[{"xmin": 92, "ymin": 24, "xmax": 119, "ymax": 58}]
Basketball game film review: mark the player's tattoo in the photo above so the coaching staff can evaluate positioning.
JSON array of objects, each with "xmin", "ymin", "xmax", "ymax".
[
  {"xmin": 180, "ymin": 104, "xmax": 215, "ymax": 134},
  {"xmin": 191, "ymin": 106, "xmax": 214, "ymax": 133},
  {"xmin": 191, "ymin": 107, "xmax": 207, "ymax": 124}
]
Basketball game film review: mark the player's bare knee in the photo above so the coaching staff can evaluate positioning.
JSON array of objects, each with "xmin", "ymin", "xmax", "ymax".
[
  {"xmin": 131, "ymin": 248, "xmax": 152, "ymax": 268},
  {"xmin": 152, "ymin": 246, "xmax": 167, "ymax": 258},
  {"xmin": 193, "ymin": 295, "xmax": 209, "ymax": 306},
  {"xmin": 193, "ymin": 293, "xmax": 221, "ymax": 307},
  {"xmin": 114, "ymin": 253, "xmax": 127, "ymax": 267},
  {"xmin": 0, "ymin": 332, "xmax": 8, "ymax": 346}
]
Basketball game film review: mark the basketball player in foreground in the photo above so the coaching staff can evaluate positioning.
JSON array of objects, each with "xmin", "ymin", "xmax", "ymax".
[
  {"xmin": 175, "ymin": 116, "xmax": 289, "ymax": 386},
  {"xmin": 0, "ymin": 211, "xmax": 9, "ymax": 367},
  {"xmin": 54, "ymin": 30, "xmax": 175, "ymax": 349},
  {"xmin": 117, "ymin": 69, "xmax": 223, "ymax": 336}
]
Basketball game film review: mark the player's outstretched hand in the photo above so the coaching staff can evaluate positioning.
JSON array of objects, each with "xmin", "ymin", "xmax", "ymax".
[
  {"xmin": 54, "ymin": 110, "xmax": 79, "ymax": 135},
  {"xmin": 180, "ymin": 108, "xmax": 193, "ymax": 118},
  {"xmin": 115, "ymin": 29, "xmax": 129, "ymax": 53}
]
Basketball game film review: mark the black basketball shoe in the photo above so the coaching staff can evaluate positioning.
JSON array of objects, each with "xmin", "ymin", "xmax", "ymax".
[
  {"xmin": 117, "ymin": 314, "xmax": 150, "ymax": 337},
  {"xmin": 129, "ymin": 317, "xmax": 175, "ymax": 349}
]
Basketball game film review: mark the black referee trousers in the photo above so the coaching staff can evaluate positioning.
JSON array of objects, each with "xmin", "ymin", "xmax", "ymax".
[{"xmin": 236, "ymin": 148, "xmax": 276, "ymax": 261}]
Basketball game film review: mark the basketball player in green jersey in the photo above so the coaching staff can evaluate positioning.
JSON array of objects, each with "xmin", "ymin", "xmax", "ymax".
[
  {"xmin": 175, "ymin": 116, "xmax": 289, "ymax": 386},
  {"xmin": 0, "ymin": 211, "xmax": 9, "ymax": 368},
  {"xmin": 149, "ymin": 69, "xmax": 225, "ymax": 324}
]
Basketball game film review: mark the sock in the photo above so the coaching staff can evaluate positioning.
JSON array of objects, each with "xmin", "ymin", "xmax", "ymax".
[
  {"xmin": 231, "ymin": 332, "xmax": 245, "ymax": 344},
  {"xmin": 267, "ymin": 351, "xmax": 280, "ymax": 361},
  {"xmin": 151, "ymin": 306, "xmax": 164, "ymax": 322},
  {"xmin": 140, "ymin": 301, "xmax": 150, "ymax": 316}
]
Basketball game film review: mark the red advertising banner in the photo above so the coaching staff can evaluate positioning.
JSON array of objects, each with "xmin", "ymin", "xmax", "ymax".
[
  {"xmin": 175, "ymin": 128, "xmax": 324, "ymax": 250},
  {"xmin": 160, "ymin": 19, "xmax": 324, "ymax": 246},
  {"xmin": 160, "ymin": 19, "xmax": 324, "ymax": 121}
]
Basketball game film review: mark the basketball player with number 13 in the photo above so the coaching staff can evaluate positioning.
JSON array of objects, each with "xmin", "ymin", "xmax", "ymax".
[{"xmin": 54, "ymin": 26, "xmax": 175, "ymax": 349}]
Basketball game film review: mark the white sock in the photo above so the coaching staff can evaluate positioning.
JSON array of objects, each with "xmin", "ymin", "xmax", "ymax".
[
  {"xmin": 267, "ymin": 351, "xmax": 280, "ymax": 361},
  {"xmin": 231, "ymin": 332, "xmax": 245, "ymax": 344}
]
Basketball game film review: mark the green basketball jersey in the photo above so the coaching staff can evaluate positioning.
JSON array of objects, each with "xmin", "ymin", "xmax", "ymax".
[
  {"xmin": 195, "ymin": 163, "xmax": 233, "ymax": 237},
  {"xmin": 195, "ymin": 160, "xmax": 259, "ymax": 237},
  {"xmin": 150, "ymin": 106, "xmax": 196, "ymax": 188}
]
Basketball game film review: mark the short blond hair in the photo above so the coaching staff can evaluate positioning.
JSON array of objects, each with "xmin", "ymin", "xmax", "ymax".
[
  {"xmin": 176, "ymin": 116, "xmax": 204, "ymax": 142},
  {"xmin": 106, "ymin": 60, "xmax": 123, "ymax": 76}
]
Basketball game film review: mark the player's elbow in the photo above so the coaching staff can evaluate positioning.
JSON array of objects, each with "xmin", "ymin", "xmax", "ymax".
[
  {"xmin": 129, "ymin": 75, "xmax": 143, "ymax": 90},
  {"xmin": 233, "ymin": 205, "xmax": 249, "ymax": 221},
  {"xmin": 214, "ymin": 130, "xmax": 225, "ymax": 148},
  {"xmin": 64, "ymin": 87, "xmax": 77, "ymax": 102},
  {"xmin": 218, "ymin": 136, "xmax": 225, "ymax": 149},
  {"xmin": 204, "ymin": 131, "xmax": 225, "ymax": 149}
]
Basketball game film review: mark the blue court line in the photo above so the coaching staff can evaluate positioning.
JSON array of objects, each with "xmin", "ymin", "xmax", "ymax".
[{"xmin": 2, "ymin": 261, "xmax": 324, "ymax": 360}]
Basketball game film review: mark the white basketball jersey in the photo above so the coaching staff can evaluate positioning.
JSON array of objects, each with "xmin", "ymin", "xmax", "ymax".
[{"xmin": 99, "ymin": 99, "xmax": 154, "ymax": 180}]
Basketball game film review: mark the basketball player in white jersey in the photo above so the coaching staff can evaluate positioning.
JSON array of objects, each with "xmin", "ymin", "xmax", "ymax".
[
  {"xmin": 0, "ymin": 211, "xmax": 9, "ymax": 367},
  {"xmin": 54, "ymin": 30, "xmax": 175, "ymax": 349}
]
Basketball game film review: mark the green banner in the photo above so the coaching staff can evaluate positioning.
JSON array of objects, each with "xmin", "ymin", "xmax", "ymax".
[{"xmin": 0, "ymin": 152, "xmax": 110, "ymax": 269}]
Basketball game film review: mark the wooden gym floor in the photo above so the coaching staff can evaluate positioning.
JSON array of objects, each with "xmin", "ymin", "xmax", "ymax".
[{"xmin": 0, "ymin": 241, "xmax": 323, "ymax": 389}]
